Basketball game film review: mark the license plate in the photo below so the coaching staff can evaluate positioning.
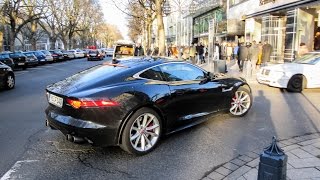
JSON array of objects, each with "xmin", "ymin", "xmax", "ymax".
[
  {"xmin": 89, "ymin": 54, "xmax": 96, "ymax": 56},
  {"xmin": 48, "ymin": 93, "xmax": 63, "ymax": 108},
  {"xmin": 18, "ymin": 63, "xmax": 25, "ymax": 65}
]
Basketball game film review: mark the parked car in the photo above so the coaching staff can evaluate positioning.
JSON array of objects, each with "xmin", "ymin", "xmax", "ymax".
[
  {"xmin": 104, "ymin": 48, "xmax": 114, "ymax": 57},
  {"xmin": 8, "ymin": 52, "xmax": 27, "ymax": 70},
  {"xmin": 30, "ymin": 51, "xmax": 47, "ymax": 64},
  {"xmin": 69, "ymin": 50, "xmax": 85, "ymax": 58},
  {"xmin": 22, "ymin": 52, "xmax": 39, "ymax": 67},
  {"xmin": 257, "ymin": 52, "xmax": 320, "ymax": 92},
  {"xmin": 87, "ymin": 50, "xmax": 104, "ymax": 61},
  {"xmin": 49, "ymin": 50, "xmax": 64, "ymax": 62},
  {"xmin": 41, "ymin": 50, "xmax": 54, "ymax": 63},
  {"xmin": 62, "ymin": 50, "xmax": 75, "ymax": 60},
  {"xmin": 45, "ymin": 58, "xmax": 252, "ymax": 155},
  {"xmin": 0, "ymin": 53, "xmax": 15, "ymax": 69},
  {"xmin": 0, "ymin": 62, "xmax": 15, "ymax": 90}
]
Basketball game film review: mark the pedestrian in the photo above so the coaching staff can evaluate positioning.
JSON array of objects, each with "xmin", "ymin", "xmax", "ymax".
[
  {"xmin": 134, "ymin": 43, "xmax": 144, "ymax": 56},
  {"xmin": 233, "ymin": 42, "xmax": 239, "ymax": 61},
  {"xmin": 298, "ymin": 42, "xmax": 309, "ymax": 57},
  {"xmin": 226, "ymin": 42, "xmax": 233, "ymax": 62},
  {"xmin": 238, "ymin": 42, "xmax": 249, "ymax": 72},
  {"xmin": 196, "ymin": 42, "xmax": 204, "ymax": 64},
  {"xmin": 261, "ymin": 40, "xmax": 272, "ymax": 67},
  {"xmin": 256, "ymin": 41, "xmax": 263, "ymax": 69},
  {"xmin": 189, "ymin": 43, "xmax": 196, "ymax": 64},
  {"xmin": 250, "ymin": 40, "xmax": 259, "ymax": 75}
]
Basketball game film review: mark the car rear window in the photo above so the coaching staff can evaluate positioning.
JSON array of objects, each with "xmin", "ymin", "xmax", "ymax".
[
  {"xmin": 115, "ymin": 45, "xmax": 134, "ymax": 56},
  {"xmin": 9, "ymin": 52, "xmax": 24, "ymax": 57}
]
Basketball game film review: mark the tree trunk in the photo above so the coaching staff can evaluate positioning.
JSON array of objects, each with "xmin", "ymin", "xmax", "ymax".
[
  {"xmin": 9, "ymin": 29, "xmax": 15, "ymax": 51},
  {"xmin": 0, "ymin": 30, "xmax": 3, "ymax": 51},
  {"xmin": 156, "ymin": 0, "xmax": 165, "ymax": 56},
  {"xmin": 31, "ymin": 22, "xmax": 37, "ymax": 50},
  {"xmin": 49, "ymin": 37, "xmax": 57, "ymax": 50}
]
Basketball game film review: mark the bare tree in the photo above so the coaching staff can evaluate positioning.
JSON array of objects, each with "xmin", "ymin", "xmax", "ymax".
[{"xmin": 2, "ymin": 0, "xmax": 46, "ymax": 51}]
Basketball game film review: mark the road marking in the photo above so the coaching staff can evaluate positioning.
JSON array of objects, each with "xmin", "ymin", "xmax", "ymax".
[{"xmin": 0, "ymin": 160, "xmax": 38, "ymax": 180}]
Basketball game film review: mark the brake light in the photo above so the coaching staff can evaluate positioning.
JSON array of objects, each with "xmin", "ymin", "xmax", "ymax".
[{"xmin": 66, "ymin": 98, "xmax": 118, "ymax": 109}]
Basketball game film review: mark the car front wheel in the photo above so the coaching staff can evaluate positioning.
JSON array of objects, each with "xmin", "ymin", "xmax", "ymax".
[
  {"xmin": 229, "ymin": 86, "xmax": 252, "ymax": 116},
  {"xmin": 287, "ymin": 74, "xmax": 305, "ymax": 92},
  {"xmin": 5, "ymin": 74, "xmax": 15, "ymax": 90},
  {"xmin": 120, "ymin": 108, "xmax": 161, "ymax": 155}
]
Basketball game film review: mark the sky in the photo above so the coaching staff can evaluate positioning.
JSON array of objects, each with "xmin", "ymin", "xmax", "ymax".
[{"xmin": 100, "ymin": 0, "xmax": 130, "ymax": 40}]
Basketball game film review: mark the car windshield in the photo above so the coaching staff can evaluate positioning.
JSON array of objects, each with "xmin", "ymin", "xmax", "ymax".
[
  {"xmin": 24, "ymin": 52, "xmax": 34, "ymax": 56},
  {"xmin": 0, "ymin": 54, "xmax": 10, "ymax": 58},
  {"xmin": 293, "ymin": 53, "xmax": 320, "ymax": 65},
  {"xmin": 34, "ymin": 51, "xmax": 43, "ymax": 56},
  {"xmin": 42, "ymin": 51, "xmax": 50, "ymax": 55}
]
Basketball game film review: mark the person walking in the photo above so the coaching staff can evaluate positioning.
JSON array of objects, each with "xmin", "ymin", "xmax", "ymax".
[
  {"xmin": 134, "ymin": 43, "xmax": 144, "ymax": 56},
  {"xmin": 261, "ymin": 40, "xmax": 272, "ymax": 67},
  {"xmin": 196, "ymin": 42, "xmax": 204, "ymax": 64},
  {"xmin": 238, "ymin": 42, "xmax": 248, "ymax": 72},
  {"xmin": 249, "ymin": 40, "xmax": 259, "ymax": 76},
  {"xmin": 256, "ymin": 41, "xmax": 263, "ymax": 69},
  {"xmin": 189, "ymin": 43, "xmax": 196, "ymax": 64}
]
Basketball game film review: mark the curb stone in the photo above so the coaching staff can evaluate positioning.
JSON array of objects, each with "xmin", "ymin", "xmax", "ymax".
[{"xmin": 202, "ymin": 133, "xmax": 320, "ymax": 180}]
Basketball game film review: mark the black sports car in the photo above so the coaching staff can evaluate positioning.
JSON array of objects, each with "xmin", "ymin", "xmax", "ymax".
[
  {"xmin": 0, "ymin": 62, "xmax": 15, "ymax": 90},
  {"xmin": 45, "ymin": 57, "xmax": 252, "ymax": 155}
]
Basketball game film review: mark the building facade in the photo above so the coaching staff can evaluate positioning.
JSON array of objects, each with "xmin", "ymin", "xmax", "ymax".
[{"xmin": 229, "ymin": 0, "xmax": 320, "ymax": 62}]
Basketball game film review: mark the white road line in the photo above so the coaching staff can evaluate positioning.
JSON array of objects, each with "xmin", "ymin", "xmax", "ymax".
[{"xmin": 0, "ymin": 160, "xmax": 38, "ymax": 180}]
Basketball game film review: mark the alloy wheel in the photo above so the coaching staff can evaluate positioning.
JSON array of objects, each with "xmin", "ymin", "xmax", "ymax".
[
  {"xmin": 7, "ymin": 75, "xmax": 14, "ymax": 89},
  {"xmin": 129, "ymin": 113, "xmax": 160, "ymax": 152},
  {"xmin": 230, "ymin": 90, "xmax": 251, "ymax": 116}
]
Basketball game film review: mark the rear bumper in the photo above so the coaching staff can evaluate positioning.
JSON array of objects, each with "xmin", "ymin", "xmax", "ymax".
[{"xmin": 45, "ymin": 109, "xmax": 120, "ymax": 146}]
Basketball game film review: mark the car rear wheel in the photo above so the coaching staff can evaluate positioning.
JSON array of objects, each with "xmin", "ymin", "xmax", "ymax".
[
  {"xmin": 229, "ymin": 86, "xmax": 252, "ymax": 117},
  {"xmin": 287, "ymin": 75, "xmax": 306, "ymax": 92},
  {"xmin": 5, "ymin": 74, "xmax": 15, "ymax": 89},
  {"xmin": 120, "ymin": 107, "xmax": 161, "ymax": 155}
]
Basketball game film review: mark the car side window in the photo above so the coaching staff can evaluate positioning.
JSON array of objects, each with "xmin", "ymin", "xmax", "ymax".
[
  {"xmin": 140, "ymin": 66, "xmax": 164, "ymax": 81},
  {"xmin": 159, "ymin": 63, "xmax": 206, "ymax": 81}
]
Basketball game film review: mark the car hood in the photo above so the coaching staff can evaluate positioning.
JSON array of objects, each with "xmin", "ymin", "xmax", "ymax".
[{"xmin": 262, "ymin": 63, "xmax": 310, "ymax": 72}]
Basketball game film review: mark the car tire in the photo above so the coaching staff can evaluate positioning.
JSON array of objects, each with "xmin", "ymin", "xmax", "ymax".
[
  {"xmin": 120, "ymin": 107, "xmax": 162, "ymax": 155},
  {"xmin": 287, "ymin": 74, "xmax": 306, "ymax": 92},
  {"xmin": 5, "ymin": 73, "xmax": 15, "ymax": 90},
  {"xmin": 229, "ymin": 86, "xmax": 252, "ymax": 117}
]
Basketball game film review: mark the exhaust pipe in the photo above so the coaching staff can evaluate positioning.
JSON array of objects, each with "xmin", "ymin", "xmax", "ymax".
[
  {"xmin": 66, "ymin": 134, "xmax": 74, "ymax": 142},
  {"xmin": 66, "ymin": 134, "xmax": 85, "ymax": 143},
  {"xmin": 73, "ymin": 136, "xmax": 85, "ymax": 143}
]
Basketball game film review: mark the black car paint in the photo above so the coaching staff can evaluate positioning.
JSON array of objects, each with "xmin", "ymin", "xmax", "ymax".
[
  {"xmin": 0, "ymin": 54, "xmax": 15, "ymax": 69},
  {"xmin": 0, "ymin": 62, "xmax": 15, "ymax": 89},
  {"xmin": 45, "ymin": 58, "xmax": 249, "ymax": 146},
  {"xmin": 7, "ymin": 52, "xmax": 27, "ymax": 69}
]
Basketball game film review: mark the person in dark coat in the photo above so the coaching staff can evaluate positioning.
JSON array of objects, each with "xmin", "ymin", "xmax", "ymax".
[
  {"xmin": 238, "ymin": 42, "xmax": 249, "ymax": 72},
  {"xmin": 134, "ymin": 44, "xmax": 144, "ymax": 56},
  {"xmin": 261, "ymin": 40, "xmax": 272, "ymax": 66}
]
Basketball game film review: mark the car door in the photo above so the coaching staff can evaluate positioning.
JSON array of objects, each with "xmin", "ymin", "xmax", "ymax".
[{"xmin": 158, "ymin": 62, "xmax": 227, "ymax": 131}]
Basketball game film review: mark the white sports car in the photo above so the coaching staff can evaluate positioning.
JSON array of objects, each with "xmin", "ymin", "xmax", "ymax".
[{"xmin": 256, "ymin": 52, "xmax": 320, "ymax": 92}]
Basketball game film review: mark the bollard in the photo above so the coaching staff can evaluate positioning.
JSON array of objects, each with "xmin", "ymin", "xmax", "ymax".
[{"xmin": 258, "ymin": 136, "xmax": 287, "ymax": 180}]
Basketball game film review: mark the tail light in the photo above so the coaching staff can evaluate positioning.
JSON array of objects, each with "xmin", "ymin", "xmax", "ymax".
[{"xmin": 66, "ymin": 98, "xmax": 119, "ymax": 109}]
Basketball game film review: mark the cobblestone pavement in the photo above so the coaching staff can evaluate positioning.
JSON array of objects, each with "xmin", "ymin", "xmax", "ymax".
[{"xmin": 201, "ymin": 133, "xmax": 320, "ymax": 180}]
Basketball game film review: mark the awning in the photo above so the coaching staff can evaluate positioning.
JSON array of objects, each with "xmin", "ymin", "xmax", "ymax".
[{"xmin": 245, "ymin": 0, "xmax": 319, "ymax": 18}]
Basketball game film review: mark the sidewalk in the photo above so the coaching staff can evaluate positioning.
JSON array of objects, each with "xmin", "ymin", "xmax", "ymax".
[
  {"xmin": 201, "ymin": 133, "xmax": 320, "ymax": 180},
  {"xmin": 198, "ymin": 60, "xmax": 258, "ymax": 83}
]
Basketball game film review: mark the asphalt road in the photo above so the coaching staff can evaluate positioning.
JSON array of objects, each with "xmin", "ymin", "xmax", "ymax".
[{"xmin": 0, "ymin": 58, "xmax": 319, "ymax": 180}]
